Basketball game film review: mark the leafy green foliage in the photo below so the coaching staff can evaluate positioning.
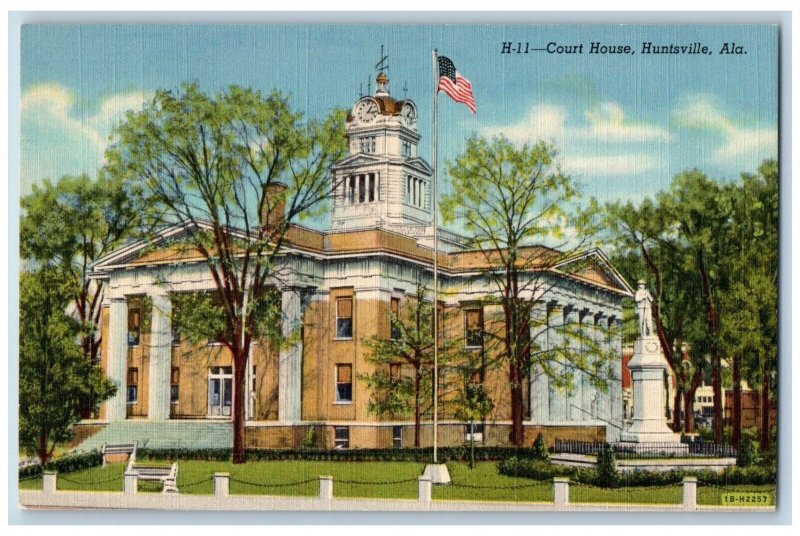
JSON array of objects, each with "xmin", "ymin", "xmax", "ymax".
[
  {"xmin": 18, "ymin": 450, "xmax": 103, "ymax": 479},
  {"xmin": 19, "ymin": 269, "xmax": 116, "ymax": 464},
  {"xmin": 737, "ymin": 437, "xmax": 758, "ymax": 468},
  {"xmin": 360, "ymin": 285, "xmax": 463, "ymax": 447},
  {"xmin": 105, "ymin": 83, "xmax": 348, "ymax": 462},
  {"xmin": 441, "ymin": 135, "xmax": 611, "ymax": 445},
  {"xmin": 532, "ymin": 433, "xmax": 549, "ymax": 462},
  {"xmin": 595, "ymin": 443, "xmax": 619, "ymax": 487},
  {"xmin": 20, "ymin": 173, "xmax": 149, "ymax": 369}
]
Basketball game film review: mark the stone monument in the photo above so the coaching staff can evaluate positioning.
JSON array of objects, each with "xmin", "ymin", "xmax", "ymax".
[{"xmin": 620, "ymin": 281, "xmax": 684, "ymax": 447}]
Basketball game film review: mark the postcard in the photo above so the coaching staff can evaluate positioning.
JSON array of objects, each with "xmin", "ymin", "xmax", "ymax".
[{"xmin": 16, "ymin": 20, "xmax": 779, "ymax": 513}]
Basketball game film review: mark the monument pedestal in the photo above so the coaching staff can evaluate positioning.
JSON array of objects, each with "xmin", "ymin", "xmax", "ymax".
[{"xmin": 621, "ymin": 337, "xmax": 682, "ymax": 446}]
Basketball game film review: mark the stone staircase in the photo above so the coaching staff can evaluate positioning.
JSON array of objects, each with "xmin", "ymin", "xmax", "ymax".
[{"xmin": 73, "ymin": 420, "xmax": 233, "ymax": 452}]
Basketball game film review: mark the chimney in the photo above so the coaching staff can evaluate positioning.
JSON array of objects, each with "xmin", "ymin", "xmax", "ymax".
[{"xmin": 261, "ymin": 182, "xmax": 287, "ymax": 230}]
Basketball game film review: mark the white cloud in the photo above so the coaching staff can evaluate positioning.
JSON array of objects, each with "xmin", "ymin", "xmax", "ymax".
[
  {"xmin": 481, "ymin": 101, "xmax": 670, "ymax": 146},
  {"xmin": 672, "ymin": 93, "xmax": 777, "ymax": 165},
  {"xmin": 585, "ymin": 102, "xmax": 672, "ymax": 143},
  {"xmin": 563, "ymin": 154, "xmax": 657, "ymax": 176},
  {"xmin": 20, "ymin": 83, "xmax": 151, "ymax": 191},
  {"xmin": 479, "ymin": 101, "xmax": 665, "ymax": 178}
]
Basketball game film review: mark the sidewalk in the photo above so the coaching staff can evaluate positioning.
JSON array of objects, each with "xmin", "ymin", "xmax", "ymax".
[{"xmin": 19, "ymin": 489, "xmax": 775, "ymax": 512}]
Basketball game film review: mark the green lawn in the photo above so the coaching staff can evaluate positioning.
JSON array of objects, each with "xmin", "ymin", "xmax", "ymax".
[
  {"xmin": 18, "ymin": 460, "xmax": 775, "ymax": 506},
  {"xmin": 434, "ymin": 462, "xmax": 552, "ymax": 503}
]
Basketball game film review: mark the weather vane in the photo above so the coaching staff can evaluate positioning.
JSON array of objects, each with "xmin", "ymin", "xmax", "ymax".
[{"xmin": 375, "ymin": 45, "xmax": 389, "ymax": 73}]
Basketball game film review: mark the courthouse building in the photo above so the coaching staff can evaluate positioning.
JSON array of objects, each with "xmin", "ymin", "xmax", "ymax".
[{"xmin": 87, "ymin": 73, "xmax": 633, "ymax": 449}]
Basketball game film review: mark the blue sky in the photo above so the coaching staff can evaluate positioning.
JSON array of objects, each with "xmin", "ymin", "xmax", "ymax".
[{"xmin": 20, "ymin": 24, "xmax": 778, "ymax": 229}]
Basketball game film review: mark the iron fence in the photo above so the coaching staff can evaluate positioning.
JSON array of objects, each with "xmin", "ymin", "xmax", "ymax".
[{"xmin": 554, "ymin": 439, "xmax": 737, "ymax": 458}]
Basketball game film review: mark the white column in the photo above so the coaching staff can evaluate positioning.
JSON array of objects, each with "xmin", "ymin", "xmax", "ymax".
[
  {"xmin": 579, "ymin": 308, "xmax": 595, "ymax": 422},
  {"xmin": 548, "ymin": 304, "xmax": 567, "ymax": 421},
  {"xmin": 148, "ymin": 293, "xmax": 172, "ymax": 421},
  {"xmin": 106, "ymin": 298, "xmax": 128, "ymax": 422},
  {"xmin": 279, "ymin": 287, "xmax": 303, "ymax": 422},
  {"xmin": 418, "ymin": 476, "xmax": 432, "ymax": 504},
  {"xmin": 566, "ymin": 306, "xmax": 583, "ymax": 422},
  {"xmin": 530, "ymin": 302, "xmax": 550, "ymax": 423},
  {"xmin": 608, "ymin": 316, "xmax": 624, "ymax": 442}
]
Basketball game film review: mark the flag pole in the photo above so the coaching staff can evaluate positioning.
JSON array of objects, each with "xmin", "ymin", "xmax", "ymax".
[{"xmin": 432, "ymin": 48, "xmax": 439, "ymax": 465}]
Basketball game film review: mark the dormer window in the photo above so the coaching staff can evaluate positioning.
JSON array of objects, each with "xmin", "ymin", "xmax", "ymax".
[
  {"xmin": 360, "ymin": 136, "xmax": 376, "ymax": 154},
  {"xmin": 401, "ymin": 139, "xmax": 411, "ymax": 157}
]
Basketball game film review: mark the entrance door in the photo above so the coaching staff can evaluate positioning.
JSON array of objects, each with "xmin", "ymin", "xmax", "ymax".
[{"xmin": 208, "ymin": 366, "xmax": 233, "ymax": 418}]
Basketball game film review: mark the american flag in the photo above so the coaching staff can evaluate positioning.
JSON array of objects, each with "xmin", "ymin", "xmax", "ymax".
[{"xmin": 437, "ymin": 55, "xmax": 476, "ymax": 114}]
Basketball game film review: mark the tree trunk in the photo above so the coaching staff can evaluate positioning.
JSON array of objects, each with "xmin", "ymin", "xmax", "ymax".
[
  {"xmin": 509, "ymin": 359, "xmax": 524, "ymax": 446},
  {"xmin": 232, "ymin": 348, "xmax": 247, "ymax": 464},
  {"xmin": 683, "ymin": 390, "xmax": 696, "ymax": 433},
  {"xmin": 38, "ymin": 432, "xmax": 50, "ymax": 465},
  {"xmin": 414, "ymin": 370, "xmax": 421, "ymax": 448},
  {"xmin": 697, "ymin": 257, "xmax": 723, "ymax": 443},
  {"xmin": 760, "ymin": 373, "xmax": 770, "ymax": 453},
  {"xmin": 732, "ymin": 355, "xmax": 742, "ymax": 448},
  {"xmin": 672, "ymin": 388, "xmax": 683, "ymax": 431}
]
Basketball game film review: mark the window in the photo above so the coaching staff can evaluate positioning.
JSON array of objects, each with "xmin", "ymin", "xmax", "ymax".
[
  {"xmin": 128, "ymin": 308, "xmax": 141, "ymax": 346},
  {"xmin": 390, "ymin": 297, "xmax": 401, "ymax": 340},
  {"xmin": 389, "ymin": 363, "xmax": 402, "ymax": 382},
  {"xmin": 334, "ymin": 426, "xmax": 350, "ymax": 449},
  {"xmin": 336, "ymin": 297, "xmax": 353, "ymax": 339},
  {"xmin": 170, "ymin": 367, "xmax": 180, "ymax": 404},
  {"xmin": 401, "ymin": 139, "xmax": 411, "ymax": 157},
  {"xmin": 406, "ymin": 176, "xmax": 412, "ymax": 203},
  {"xmin": 335, "ymin": 364, "xmax": 353, "ymax": 403},
  {"xmin": 368, "ymin": 173, "xmax": 376, "ymax": 202},
  {"xmin": 465, "ymin": 308, "xmax": 484, "ymax": 348},
  {"xmin": 208, "ymin": 366, "xmax": 233, "ymax": 417},
  {"xmin": 348, "ymin": 176, "xmax": 356, "ymax": 204},
  {"xmin": 127, "ymin": 368, "xmax": 139, "ymax": 404},
  {"xmin": 360, "ymin": 136, "xmax": 376, "ymax": 154},
  {"xmin": 465, "ymin": 422, "xmax": 485, "ymax": 442},
  {"xmin": 393, "ymin": 425, "xmax": 403, "ymax": 449},
  {"xmin": 358, "ymin": 174, "xmax": 366, "ymax": 203}
]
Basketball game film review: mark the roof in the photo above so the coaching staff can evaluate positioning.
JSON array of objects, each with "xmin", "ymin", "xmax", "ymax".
[{"xmin": 90, "ymin": 220, "xmax": 634, "ymax": 297}]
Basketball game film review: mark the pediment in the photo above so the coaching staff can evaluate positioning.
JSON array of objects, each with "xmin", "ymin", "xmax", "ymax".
[
  {"xmin": 554, "ymin": 249, "xmax": 634, "ymax": 295},
  {"xmin": 332, "ymin": 154, "xmax": 384, "ymax": 170}
]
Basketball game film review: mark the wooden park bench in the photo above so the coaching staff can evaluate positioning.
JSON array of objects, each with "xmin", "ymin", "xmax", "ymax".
[
  {"xmin": 101, "ymin": 442, "xmax": 137, "ymax": 466},
  {"xmin": 130, "ymin": 462, "xmax": 179, "ymax": 494}
]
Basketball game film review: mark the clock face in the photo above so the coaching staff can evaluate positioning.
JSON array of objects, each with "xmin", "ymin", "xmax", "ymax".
[
  {"xmin": 400, "ymin": 103, "xmax": 417, "ymax": 126},
  {"xmin": 355, "ymin": 99, "xmax": 379, "ymax": 123}
]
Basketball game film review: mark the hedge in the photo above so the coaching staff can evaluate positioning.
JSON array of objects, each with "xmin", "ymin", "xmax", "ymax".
[
  {"xmin": 18, "ymin": 450, "xmax": 103, "ymax": 480},
  {"xmin": 137, "ymin": 445, "xmax": 546, "ymax": 463},
  {"xmin": 497, "ymin": 456, "xmax": 777, "ymax": 488}
]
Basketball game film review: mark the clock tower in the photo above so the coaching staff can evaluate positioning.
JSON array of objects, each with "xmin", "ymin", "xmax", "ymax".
[{"xmin": 330, "ymin": 70, "xmax": 433, "ymax": 233}]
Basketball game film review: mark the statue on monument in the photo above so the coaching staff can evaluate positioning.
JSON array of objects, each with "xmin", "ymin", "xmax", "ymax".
[{"xmin": 634, "ymin": 279, "xmax": 654, "ymax": 338}]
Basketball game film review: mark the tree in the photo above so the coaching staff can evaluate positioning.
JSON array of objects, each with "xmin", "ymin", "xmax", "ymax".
[
  {"xmin": 360, "ymin": 285, "xmax": 460, "ymax": 448},
  {"xmin": 441, "ymin": 135, "xmax": 613, "ymax": 446},
  {"xmin": 719, "ymin": 160, "xmax": 778, "ymax": 451},
  {"xmin": 21, "ymin": 174, "xmax": 147, "ymax": 416},
  {"xmin": 454, "ymin": 382, "xmax": 494, "ymax": 469},
  {"xmin": 19, "ymin": 268, "xmax": 115, "ymax": 464},
  {"xmin": 105, "ymin": 83, "xmax": 348, "ymax": 462},
  {"xmin": 660, "ymin": 172, "xmax": 732, "ymax": 442},
  {"xmin": 603, "ymin": 200, "xmax": 709, "ymax": 434}
]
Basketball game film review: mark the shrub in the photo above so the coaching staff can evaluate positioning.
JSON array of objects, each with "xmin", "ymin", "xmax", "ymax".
[
  {"xmin": 594, "ymin": 444, "xmax": 619, "ymax": 487},
  {"xmin": 18, "ymin": 450, "xmax": 102, "ymax": 480},
  {"xmin": 737, "ymin": 437, "xmax": 758, "ymax": 467},
  {"xmin": 532, "ymin": 433, "xmax": 549, "ymax": 462},
  {"xmin": 138, "ymin": 445, "xmax": 547, "ymax": 463}
]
